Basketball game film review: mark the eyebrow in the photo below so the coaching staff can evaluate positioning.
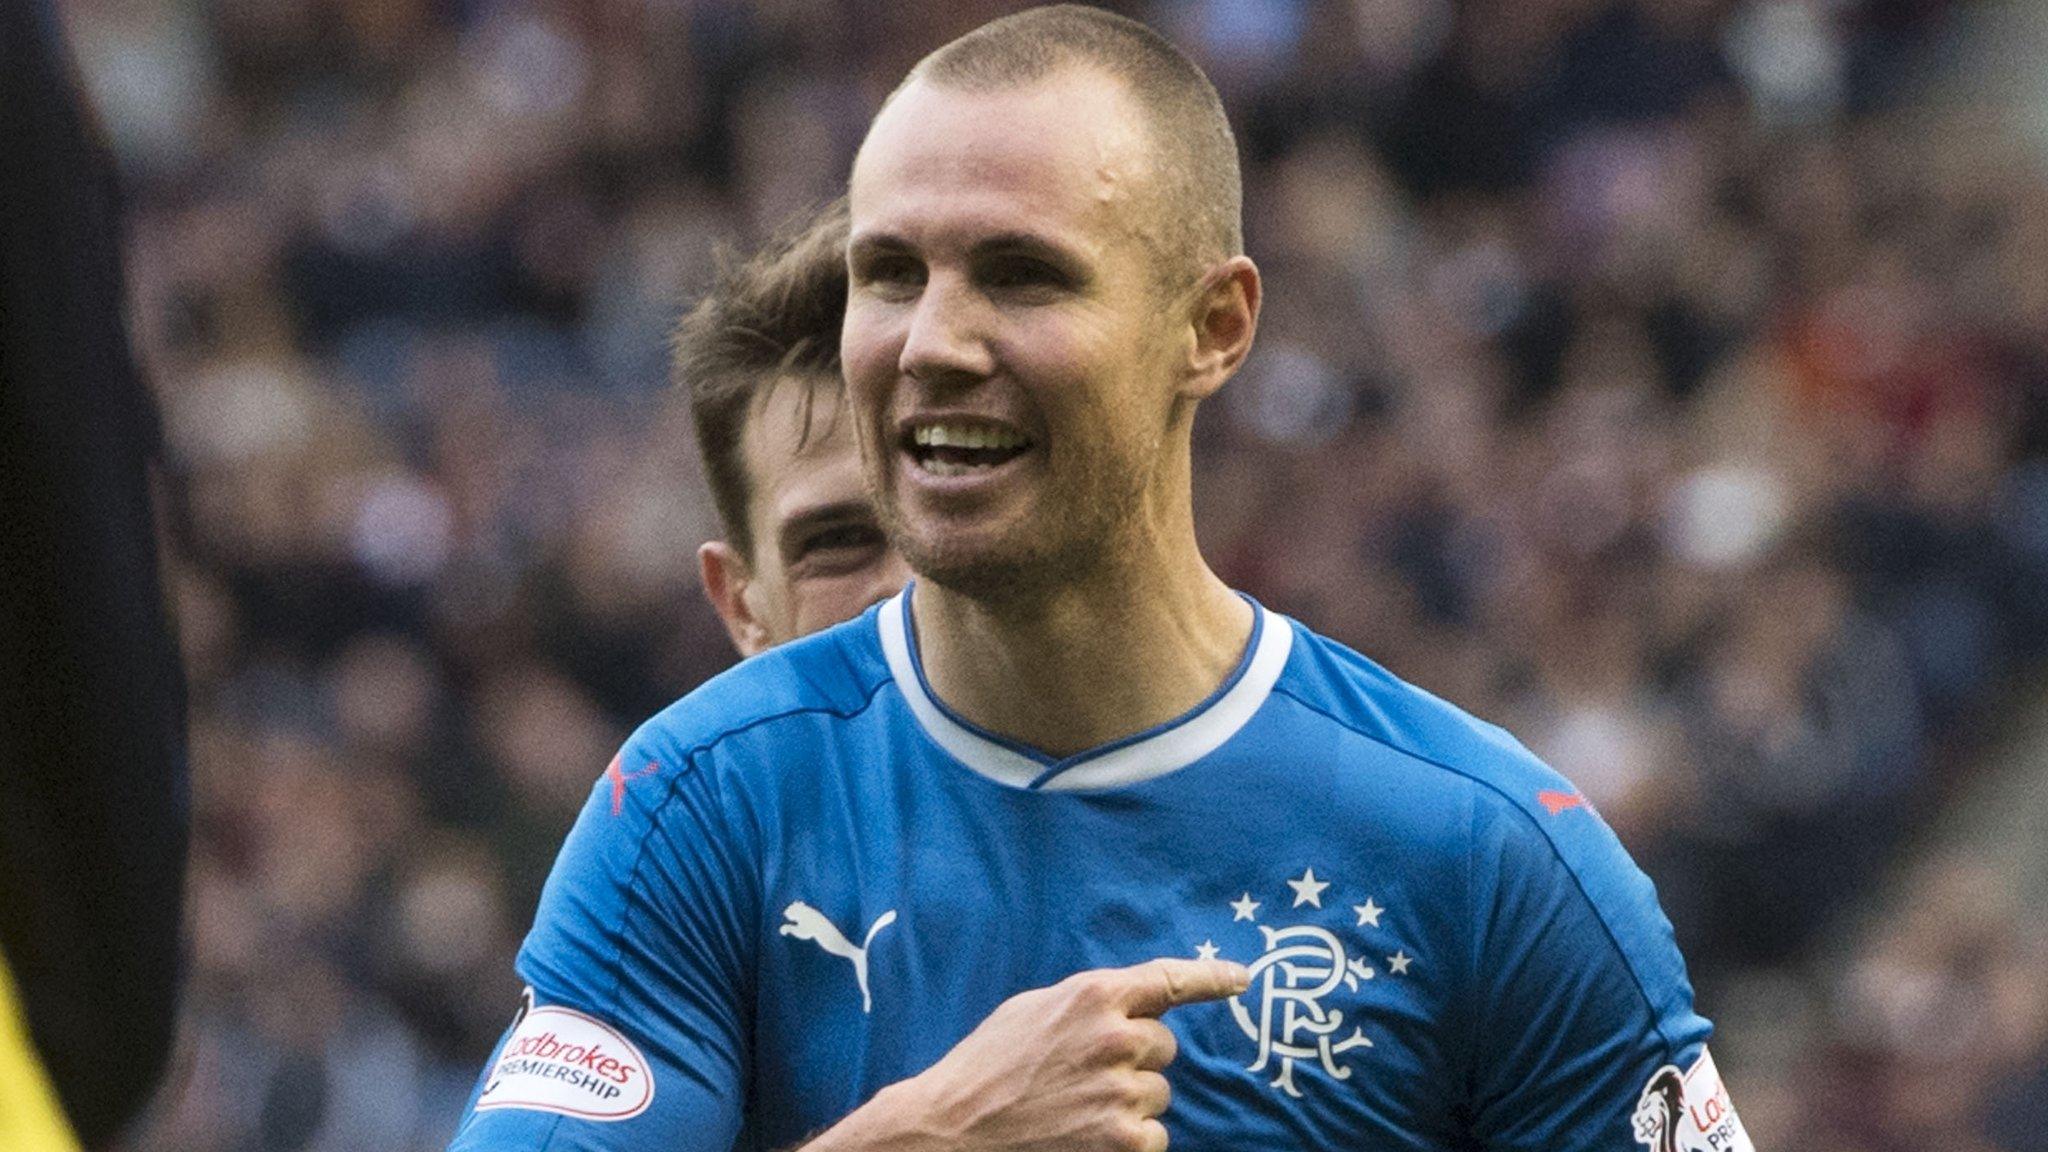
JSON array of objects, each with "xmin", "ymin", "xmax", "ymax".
[
  {"xmin": 970, "ymin": 231, "xmax": 1089, "ymax": 268},
  {"xmin": 846, "ymin": 232, "xmax": 912, "ymax": 263},
  {"xmin": 849, "ymin": 229, "xmax": 1091, "ymax": 269}
]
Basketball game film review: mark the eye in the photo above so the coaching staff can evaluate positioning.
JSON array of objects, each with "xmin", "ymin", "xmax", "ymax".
[
  {"xmin": 791, "ymin": 522, "xmax": 887, "ymax": 573},
  {"xmin": 980, "ymin": 255, "xmax": 1072, "ymax": 296},
  {"xmin": 852, "ymin": 253, "xmax": 925, "ymax": 297},
  {"xmin": 802, "ymin": 523, "xmax": 883, "ymax": 554}
]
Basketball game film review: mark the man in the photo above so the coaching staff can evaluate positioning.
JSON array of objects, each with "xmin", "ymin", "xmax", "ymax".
[
  {"xmin": 1, "ymin": 1, "xmax": 189, "ymax": 1147},
  {"xmin": 451, "ymin": 8, "xmax": 1751, "ymax": 1152},
  {"xmin": 676, "ymin": 199, "xmax": 909, "ymax": 656}
]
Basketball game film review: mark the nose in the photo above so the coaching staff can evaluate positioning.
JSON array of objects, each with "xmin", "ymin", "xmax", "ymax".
[{"xmin": 899, "ymin": 274, "xmax": 995, "ymax": 387}]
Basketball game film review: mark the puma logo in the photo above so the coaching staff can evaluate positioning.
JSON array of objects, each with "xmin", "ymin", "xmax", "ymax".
[{"xmin": 780, "ymin": 902, "xmax": 898, "ymax": 1013}]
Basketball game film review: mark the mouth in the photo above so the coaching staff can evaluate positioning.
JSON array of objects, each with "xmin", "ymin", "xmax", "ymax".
[{"xmin": 901, "ymin": 419, "xmax": 1035, "ymax": 478}]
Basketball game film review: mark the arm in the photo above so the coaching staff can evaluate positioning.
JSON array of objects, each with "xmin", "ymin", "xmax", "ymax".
[
  {"xmin": 1462, "ymin": 796, "xmax": 1755, "ymax": 1151},
  {"xmin": 448, "ymin": 746, "xmax": 755, "ymax": 1151}
]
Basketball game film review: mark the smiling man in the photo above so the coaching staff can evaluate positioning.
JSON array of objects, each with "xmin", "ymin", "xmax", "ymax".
[
  {"xmin": 450, "ymin": 8, "xmax": 1749, "ymax": 1152},
  {"xmin": 675, "ymin": 200, "xmax": 909, "ymax": 656}
]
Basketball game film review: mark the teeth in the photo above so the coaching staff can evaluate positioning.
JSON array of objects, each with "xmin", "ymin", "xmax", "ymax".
[{"xmin": 911, "ymin": 423, "xmax": 1027, "ymax": 450}]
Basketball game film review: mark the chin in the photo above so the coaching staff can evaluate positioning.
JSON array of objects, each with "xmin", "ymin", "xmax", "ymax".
[
  {"xmin": 899, "ymin": 528, "xmax": 1068, "ymax": 605},
  {"xmin": 886, "ymin": 489, "xmax": 1121, "ymax": 604}
]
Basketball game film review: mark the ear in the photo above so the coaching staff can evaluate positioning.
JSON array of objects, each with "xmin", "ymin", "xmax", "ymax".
[
  {"xmin": 1180, "ymin": 255, "xmax": 1261, "ymax": 401},
  {"xmin": 698, "ymin": 540, "xmax": 772, "ymax": 657}
]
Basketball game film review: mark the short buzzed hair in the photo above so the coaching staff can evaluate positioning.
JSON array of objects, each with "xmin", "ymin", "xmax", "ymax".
[
  {"xmin": 905, "ymin": 4, "xmax": 1242, "ymax": 286},
  {"xmin": 671, "ymin": 200, "xmax": 848, "ymax": 561}
]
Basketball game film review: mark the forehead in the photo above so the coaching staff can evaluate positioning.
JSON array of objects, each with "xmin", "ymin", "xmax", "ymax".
[
  {"xmin": 741, "ymin": 377, "xmax": 864, "ymax": 520},
  {"xmin": 850, "ymin": 70, "xmax": 1155, "ymax": 252}
]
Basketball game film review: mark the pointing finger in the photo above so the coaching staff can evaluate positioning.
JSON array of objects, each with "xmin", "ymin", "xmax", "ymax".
[{"xmin": 1118, "ymin": 958, "xmax": 1249, "ymax": 1017}]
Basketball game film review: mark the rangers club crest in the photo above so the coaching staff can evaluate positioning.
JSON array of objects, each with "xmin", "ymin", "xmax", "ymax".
[{"xmin": 1198, "ymin": 868, "xmax": 1418, "ymax": 1098}]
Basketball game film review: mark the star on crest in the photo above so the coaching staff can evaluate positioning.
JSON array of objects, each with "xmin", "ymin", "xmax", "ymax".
[
  {"xmin": 1387, "ymin": 950, "xmax": 1413, "ymax": 975},
  {"xmin": 1195, "ymin": 939, "xmax": 1220, "ymax": 961},
  {"xmin": 1230, "ymin": 892, "xmax": 1261, "ymax": 921},
  {"xmin": 1287, "ymin": 868, "xmax": 1330, "ymax": 908},
  {"xmin": 1353, "ymin": 898, "xmax": 1384, "ymax": 928}
]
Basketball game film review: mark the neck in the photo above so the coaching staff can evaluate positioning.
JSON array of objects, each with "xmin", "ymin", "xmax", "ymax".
[{"xmin": 909, "ymin": 524, "xmax": 1252, "ymax": 759}]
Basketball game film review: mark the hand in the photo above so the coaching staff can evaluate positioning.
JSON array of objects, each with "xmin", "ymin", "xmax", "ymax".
[{"xmin": 814, "ymin": 958, "xmax": 1249, "ymax": 1152}]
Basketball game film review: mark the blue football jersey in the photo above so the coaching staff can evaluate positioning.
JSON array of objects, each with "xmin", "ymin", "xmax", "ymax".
[{"xmin": 449, "ymin": 588, "xmax": 1751, "ymax": 1151}]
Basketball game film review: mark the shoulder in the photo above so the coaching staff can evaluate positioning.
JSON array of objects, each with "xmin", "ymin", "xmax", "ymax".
[
  {"xmin": 1272, "ymin": 615, "xmax": 1627, "ymax": 864},
  {"xmin": 1271, "ymin": 619, "xmax": 1701, "ymax": 1039},
  {"xmin": 1272, "ymin": 618, "xmax": 1572, "ymax": 819},
  {"xmin": 627, "ymin": 604, "xmax": 894, "ymax": 771},
  {"xmin": 1272, "ymin": 617, "xmax": 1673, "ymax": 943},
  {"xmin": 511, "ymin": 609, "xmax": 897, "ymax": 1001}
]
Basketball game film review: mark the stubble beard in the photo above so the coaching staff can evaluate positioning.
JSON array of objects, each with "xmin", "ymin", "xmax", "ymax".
[{"xmin": 881, "ymin": 453, "xmax": 1150, "ymax": 610}]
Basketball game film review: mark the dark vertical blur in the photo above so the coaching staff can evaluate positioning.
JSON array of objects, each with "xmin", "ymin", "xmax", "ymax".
[{"xmin": 0, "ymin": 0, "xmax": 190, "ymax": 1144}]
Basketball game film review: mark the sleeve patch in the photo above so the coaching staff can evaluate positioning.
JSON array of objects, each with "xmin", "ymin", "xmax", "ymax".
[
  {"xmin": 475, "ymin": 989, "xmax": 656, "ymax": 1122},
  {"xmin": 1632, "ymin": 1047, "xmax": 1752, "ymax": 1152}
]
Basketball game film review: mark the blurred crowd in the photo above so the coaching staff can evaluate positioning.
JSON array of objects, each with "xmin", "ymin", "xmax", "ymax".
[{"xmin": 58, "ymin": 0, "xmax": 2048, "ymax": 1147}]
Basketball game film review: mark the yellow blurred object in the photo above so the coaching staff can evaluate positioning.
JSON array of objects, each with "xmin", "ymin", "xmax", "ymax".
[{"xmin": 0, "ymin": 949, "xmax": 81, "ymax": 1151}]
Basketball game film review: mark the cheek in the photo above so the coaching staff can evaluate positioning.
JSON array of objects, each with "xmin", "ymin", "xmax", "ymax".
[
  {"xmin": 790, "ymin": 573, "xmax": 874, "ymax": 634},
  {"xmin": 1007, "ymin": 318, "xmax": 1143, "ymax": 437},
  {"xmin": 999, "ymin": 315, "xmax": 1107, "ymax": 403},
  {"xmin": 840, "ymin": 303, "xmax": 900, "ymax": 406}
]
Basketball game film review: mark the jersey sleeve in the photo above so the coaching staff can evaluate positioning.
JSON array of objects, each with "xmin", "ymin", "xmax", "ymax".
[
  {"xmin": 448, "ymin": 736, "xmax": 758, "ymax": 1152},
  {"xmin": 1462, "ymin": 793, "xmax": 1752, "ymax": 1151}
]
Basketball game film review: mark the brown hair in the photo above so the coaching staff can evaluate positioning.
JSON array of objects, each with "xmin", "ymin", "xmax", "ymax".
[
  {"xmin": 905, "ymin": 4, "xmax": 1242, "ymax": 284},
  {"xmin": 671, "ymin": 199, "xmax": 849, "ymax": 560}
]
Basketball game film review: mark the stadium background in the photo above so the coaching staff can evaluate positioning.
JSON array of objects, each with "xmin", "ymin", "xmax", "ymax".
[{"xmin": 53, "ymin": 0, "xmax": 2048, "ymax": 1146}]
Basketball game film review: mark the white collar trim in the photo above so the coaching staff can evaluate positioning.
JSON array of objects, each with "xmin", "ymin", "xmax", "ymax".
[{"xmin": 876, "ymin": 590, "xmax": 1293, "ymax": 792}]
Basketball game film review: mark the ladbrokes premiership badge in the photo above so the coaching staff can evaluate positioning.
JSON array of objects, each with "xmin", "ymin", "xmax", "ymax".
[
  {"xmin": 1632, "ymin": 1049, "xmax": 1754, "ymax": 1152},
  {"xmin": 1196, "ymin": 868, "xmax": 1418, "ymax": 1098},
  {"xmin": 475, "ymin": 989, "xmax": 656, "ymax": 1122}
]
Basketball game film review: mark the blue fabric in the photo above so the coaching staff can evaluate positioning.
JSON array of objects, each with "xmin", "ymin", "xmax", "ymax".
[{"xmin": 450, "ymin": 598, "xmax": 1711, "ymax": 1150}]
